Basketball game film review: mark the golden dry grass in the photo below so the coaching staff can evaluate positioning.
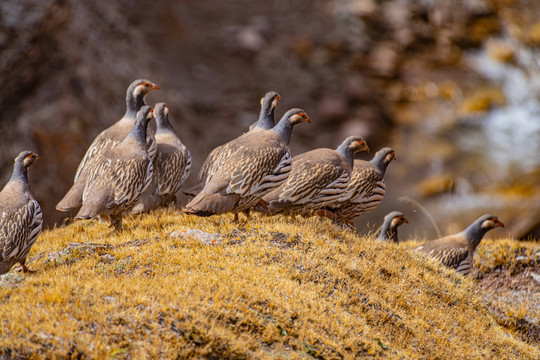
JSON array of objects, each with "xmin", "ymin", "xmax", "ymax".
[{"xmin": 0, "ymin": 209, "xmax": 538, "ymax": 359}]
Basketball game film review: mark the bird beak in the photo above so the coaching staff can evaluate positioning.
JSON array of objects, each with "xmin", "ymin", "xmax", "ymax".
[
  {"xmin": 497, "ymin": 219, "xmax": 505, "ymax": 228},
  {"xmin": 402, "ymin": 217, "xmax": 408, "ymax": 224},
  {"xmin": 151, "ymin": 83, "xmax": 160, "ymax": 90},
  {"xmin": 359, "ymin": 141, "xmax": 369, "ymax": 153}
]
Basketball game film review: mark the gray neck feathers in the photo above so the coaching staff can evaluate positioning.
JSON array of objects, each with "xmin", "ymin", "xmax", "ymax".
[
  {"xmin": 336, "ymin": 142, "xmax": 355, "ymax": 167},
  {"xmin": 10, "ymin": 158, "xmax": 29, "ymax": 186},
  {"xmin": 378, "ymin": 217, "xmax": 398, "ymax": 242},
  {"xmin": 370, "ymin": 151, "xmax": 391, "ymax": 175},
  {"xmin": 254, "ymin": 101, "xmax": 275, "ymax": 130},
  {"xmin": 126, "ymin": 115, "xmax": 149, "ymax": 145},
  {"xmin": 461, "ymin": 218, "xmax": 491, "ymax": 249},
  {"xmin": 272, "ymin": 113, "xmax": 296, "ymax": 144},
  {"xmin": 156, "ymin": 113, "xmax": 174, "ymax": 134},
  {"xmin": 125, "ymin": 87, "xmax": 147, "ymax": 119}
]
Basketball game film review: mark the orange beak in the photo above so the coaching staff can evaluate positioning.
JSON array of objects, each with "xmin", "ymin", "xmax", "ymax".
[{"xmin": 359, "ymin": 141, "xmax": 369, "ymax": 153}]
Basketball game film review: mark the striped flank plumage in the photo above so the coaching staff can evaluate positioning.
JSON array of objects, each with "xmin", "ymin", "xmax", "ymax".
[
  {"xmin": 0, "ymin": 151, "xmax": 42, "ymax": 274},
  {"xmin": 75, "ymin": 106, "xmax": 155, "ymax": 231}
]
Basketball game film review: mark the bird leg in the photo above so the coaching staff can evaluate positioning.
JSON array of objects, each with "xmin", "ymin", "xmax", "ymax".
[
  {"xmin": 18, "ymin": 259, "xmax": 36, "ymax": 274},
  {"xmin": 314, "ymin": 208, "xmax": 337, "ymax": 220},
  {"xmin": 109, "ymin": 216, "xmax": 123, "ymax": 232}
]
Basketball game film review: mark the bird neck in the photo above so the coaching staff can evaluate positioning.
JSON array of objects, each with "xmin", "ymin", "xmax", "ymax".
[
  {"xmin": 461, "ymin": 222, "xmax": 489, "ymax": 249},
  {"xmin": 9, "ymin": 161, "xmax": 29, "ymax": 188},
  {"xmin": 272, "ymin": 120, "xmax": 293, "ymax": 144},
  {"xmin": 378, "ymin": 217, "xmax": 397, "ymax": 242},
  {"xmin": 336, "ymin": 144, "xmax": 354, "ymax": 167},
  {"xmin": 370, "ymin": 152, "xmax": 389, "ymax": 174},
  {"xmin": 125, "ymin": 118, "xmax": 149, "ymax": 146},
  {"xmin": 156, "ymin": 117, "xmax": 174, "ymax": 134},
  {"xmin": 254, "ymin": 106, "xmax": 275, "ymax": 130},
  {"xmin": 125, "ymin": 90, "xmax": 146, "ymax": 119}
]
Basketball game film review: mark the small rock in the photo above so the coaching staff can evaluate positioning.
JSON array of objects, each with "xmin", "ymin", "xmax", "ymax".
[
  {"xmin": 170, "ymin": 229, "xmax": 222, "ymax": 245},
  {"xmin": 100, "ymin": 254, "xmax": 115, "ymax": 263},
  {"xmin": 529, "ymin": 272, "xmax": 540, "ymax": 286},
  {"xmin": 103, "ymin": 296, "xmax": 116, "ymax": 302}
]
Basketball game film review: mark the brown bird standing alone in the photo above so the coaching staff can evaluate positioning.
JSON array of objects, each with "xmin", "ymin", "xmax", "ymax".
[
  {"xmin": 0, "ymin": 151, "xmax": 42, "ymax": 274},
  {"xmin": 56, "ymin": 79, "xmax": 159, "ymax": 212},
  {"xmin": 75, "ymin": 106, "xmax": 155, "ymax": 231},
  {"xmin": 183, "ymin": 108, "xmax": 310, "ymax": 219},
  {"xmin": 415, "ymin": 214, "xmax": 504, "ymax": 276}
]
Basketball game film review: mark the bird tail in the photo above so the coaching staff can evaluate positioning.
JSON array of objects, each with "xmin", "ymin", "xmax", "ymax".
[
  {"xmin": 74, "ymin": 203, "xmax": 102, "ymax": 221},
  {"xmin": 182, "ymin": 182, "xmax": 204, "ymax": 198},
  {"xmin": 183, "ymin": 190, "xmax": 239, "ymax": 216},
  {"xmin": 131, "ymin": 192, "xmax": 162, "ymax": 214},
  {"xmin": 56, "ymin": 180, "xmax": 85, "ymax": 212}
]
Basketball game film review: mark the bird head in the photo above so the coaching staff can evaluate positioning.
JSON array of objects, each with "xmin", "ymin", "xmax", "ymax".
[
  {"xmin": 136, "ymin": 106, "xmax": 154, "ymax": 121},
  {"xmin": 385, "ymin": 149, "xmax": 397, "ymax": 163},
  {"xmin": 346, "ymin": 136, "xmax": 369, "ymax": 155},
  {"xmin": 17, "ymin": 151, "xmax": 39, "ymax": 168},
  {"xmin": 260, "ymin": 91, "xmax": 281, "ymax": 109},
  {"xmin": 131, "ymin": 79, "xmax": 160, "ymax": 98},
  {"xmin": 480, "ymin": 215, "xmax": 505, "ymax": 230},
  {"xmin": 287, "ymin": 109, "xmax": 311, "ymax": 125},
  {"xmin": 391, "ymin": 213, "xmax": 408, "ymax": 228}
]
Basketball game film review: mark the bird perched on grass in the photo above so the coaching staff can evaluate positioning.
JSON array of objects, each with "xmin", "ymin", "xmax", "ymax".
[
  {"xmin": 56, "ymin": 79, "xmax": 159, "ymax": 212},
  {"xmin": 377, "ymin": 211, "xmax": 408, "ymax": 243},
  {"xmin": 259, "ymin": 136, "xmax": 369, "ymax": 216},
  {"xmin": 183, "ymin": 108, "xmax": 310, "ymax": 219},
  {"xmin": 75, "ymin": 106, "xmax": 155, "ymax": 231},
  {"xmin": 184, "ymin": 91, "xmax": 281, "ymax": 197},
  {"xmin": 132, "ymin": 103, "xmax": 191, "ymax": 213},
  {"xmin": 0, "ymin": 151, "xmax": 42, "ymax": 275},
  {"xmin": 326, "ymin": 147, "xmax": 396, "ymax": 226},
  {"xmin": 415, "ymin": 214, "xmax": 504, "ymax": 276}
]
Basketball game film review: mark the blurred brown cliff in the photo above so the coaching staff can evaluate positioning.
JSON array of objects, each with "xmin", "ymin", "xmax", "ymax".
[{"xmin": 1, "ymin": 0, "xmax": 539, "ymax": 239}]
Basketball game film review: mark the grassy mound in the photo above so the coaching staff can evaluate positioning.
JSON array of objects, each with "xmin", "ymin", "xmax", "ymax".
[{"xmin": 0, "ymin": 209, "xmax": 537, "ymax": 358}]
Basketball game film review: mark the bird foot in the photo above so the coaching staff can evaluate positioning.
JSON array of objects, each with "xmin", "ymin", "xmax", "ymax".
[
  {"xmin": 18, "ymin": 264, "xmax": 36, "ymax": 274},
  {"xmin": 314, "ymin": 209, "xmax": 337, "ymax": 220}
]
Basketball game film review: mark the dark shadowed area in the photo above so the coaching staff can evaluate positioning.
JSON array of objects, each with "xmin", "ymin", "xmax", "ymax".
[{"xmin": 1, "ymin": 0, "xmax": 539, "ymax": 240}]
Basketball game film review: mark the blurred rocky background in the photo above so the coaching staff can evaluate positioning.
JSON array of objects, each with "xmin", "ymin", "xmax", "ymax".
[{"xmin": 1, "ymin": 0, "xmax": 539, "ymax": 240}]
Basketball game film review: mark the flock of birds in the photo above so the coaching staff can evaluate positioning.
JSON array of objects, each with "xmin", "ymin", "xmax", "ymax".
[{"xmin": 0, "ymin": 79, "xmax": 505, "ymax": 278}]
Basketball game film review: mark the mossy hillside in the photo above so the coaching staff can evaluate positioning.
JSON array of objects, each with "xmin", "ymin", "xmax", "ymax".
[{"xmin": 0, "ymin": 209, "xmax": 537, "ymax": 359}]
